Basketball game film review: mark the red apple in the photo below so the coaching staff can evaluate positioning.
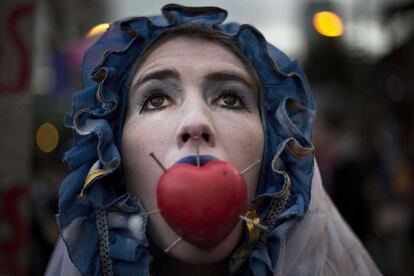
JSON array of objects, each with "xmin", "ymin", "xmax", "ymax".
[{"xmin": 157, "ymin": 160, "xmax": 247, "ymax": 248}]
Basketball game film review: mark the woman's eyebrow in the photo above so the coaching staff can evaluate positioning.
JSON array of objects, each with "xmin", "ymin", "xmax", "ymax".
[
  {"xmin": 204, "ymin": 71, "xmax": 255, "ymax": 89},
  {"xmin": 132, "ymin": 69, "xmax": 180, "ymax": 90}
]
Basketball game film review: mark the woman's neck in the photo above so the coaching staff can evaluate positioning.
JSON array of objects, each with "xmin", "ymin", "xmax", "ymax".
[{"xmin": 149, "ymin": 242, "xmax": 229, "ymax": 276}]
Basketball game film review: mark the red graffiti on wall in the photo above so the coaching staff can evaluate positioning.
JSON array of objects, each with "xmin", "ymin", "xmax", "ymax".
[
  {"xmin": 0, "ymin": 3, "xmax": 34, "ymax": 94},
  {"xmin": 0, "ymin": 185, "xmax": 29, "ymax": 276}
]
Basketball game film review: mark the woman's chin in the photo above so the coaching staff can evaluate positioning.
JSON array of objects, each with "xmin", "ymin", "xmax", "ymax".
[{"xmin": 149, "ymin": 221, "xmax": 243, "ymax": 264}]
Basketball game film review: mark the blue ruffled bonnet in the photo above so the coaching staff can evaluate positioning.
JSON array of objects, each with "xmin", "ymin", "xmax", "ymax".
[{"xmin": 58, "ymin": 4, "xmax": 316, "ymax": 275}]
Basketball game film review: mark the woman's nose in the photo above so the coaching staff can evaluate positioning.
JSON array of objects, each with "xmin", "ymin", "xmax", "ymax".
[{"xmin": 176, "ymin": 107, "xmax": 216, "ymax": 149}]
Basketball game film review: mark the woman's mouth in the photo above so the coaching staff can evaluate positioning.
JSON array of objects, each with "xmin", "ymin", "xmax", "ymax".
[{"xmin": 174, "ymin": 155, "xmax": 218, "ymax": 166}]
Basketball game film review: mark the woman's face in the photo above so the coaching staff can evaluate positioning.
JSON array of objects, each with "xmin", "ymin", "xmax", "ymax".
[{"xmin": 121, "ymin": 36, "xmax": 264, "ymax": 263}]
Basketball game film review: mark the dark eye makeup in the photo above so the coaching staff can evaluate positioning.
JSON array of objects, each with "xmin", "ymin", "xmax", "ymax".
[
  {"xmin": 133, "ymin": 80, "xmax": 256, "ymax": 114},
  {"xmin": 134, "ymin": 80, "xmax": 178, "ymax": 113},
  {"xmin": 213, "ymin": 91, "xmax": 249, "ymax": 111},
  {"xmin": 139, "ymin": 92, "xmax": 173, "ymax": 113}
]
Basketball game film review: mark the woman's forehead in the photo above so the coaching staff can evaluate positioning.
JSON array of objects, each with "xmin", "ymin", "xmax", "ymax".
[{"xmin": 131, "ymin": 35, "xmax": 258, "ymax": 89}]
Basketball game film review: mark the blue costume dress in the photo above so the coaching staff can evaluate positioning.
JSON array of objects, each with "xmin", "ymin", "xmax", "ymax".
[{"xmin": 46, "ymin": 4, "xmax": 381, "ymax": 276}]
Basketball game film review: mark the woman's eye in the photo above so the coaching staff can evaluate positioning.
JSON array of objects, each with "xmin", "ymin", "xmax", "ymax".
[
  {"xmin": 216, "ymin": 94, "xmax": 245, "ymax": 109},
  {"xmin": 141, "ymin": 94, "xmax": 172, "ymax": 111}
]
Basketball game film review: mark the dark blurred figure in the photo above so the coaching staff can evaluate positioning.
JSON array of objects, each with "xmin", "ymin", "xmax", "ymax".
[{"xmin": 330, "ymin": 161, "xmax": 373, "ymax": 243}]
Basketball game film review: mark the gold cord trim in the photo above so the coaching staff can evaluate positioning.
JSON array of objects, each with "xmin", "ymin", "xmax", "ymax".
[{"xmin": 80, "ymin": 169, "xmax": 108, "ymax": 197}]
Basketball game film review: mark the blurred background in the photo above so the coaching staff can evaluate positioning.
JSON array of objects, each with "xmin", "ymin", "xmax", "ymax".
[{"xmin": 0, "ymin": 0, "xmax": 413, "ymax": 275}]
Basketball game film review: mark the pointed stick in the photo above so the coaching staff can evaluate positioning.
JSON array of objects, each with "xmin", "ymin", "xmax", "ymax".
[
  {"xmin": 149, "ymin": 152, "xmax": 167, "ymax": 173},
  {"xmin": 194, "ymin": 136, "xmax": 200, "ymax": 167},
  {"xmin": 164, "ymin": 237, "xmax": 183, "ymax": 253},
  {"xmin": 239, "ymin": 215, "xmax": 269, "ymax": 231},
  {"xmin": 240, "ymin": 159, "xmax": 261, "ymax": 176},
  {"xmin": 144, "ymin": 209, "xmax": 161, "ymax": 216}
]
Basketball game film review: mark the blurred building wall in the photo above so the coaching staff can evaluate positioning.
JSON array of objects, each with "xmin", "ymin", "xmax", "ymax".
[{"xmin": 0, "ymin": 0, "xmax": 35, "ymax": 275}]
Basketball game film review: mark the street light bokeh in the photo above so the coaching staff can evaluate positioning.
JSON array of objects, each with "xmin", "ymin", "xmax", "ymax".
[{"xmin": 313, "ymin": 11, "xmax": 344, "ymax": 38}]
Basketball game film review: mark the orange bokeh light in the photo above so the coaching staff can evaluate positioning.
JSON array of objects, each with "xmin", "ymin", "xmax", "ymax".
[
  {"xmin": 313, "ymin": 11, "xmax": 344, "ymax": 37},
  {"xmin": 36, "ymin": 123, "xmax": 59, "ymax": 153}
]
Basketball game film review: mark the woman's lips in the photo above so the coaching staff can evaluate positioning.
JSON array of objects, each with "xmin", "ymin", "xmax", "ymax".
[{"xmin": 174, "ymin": 155, "xmax": 218, "ymax": 166}]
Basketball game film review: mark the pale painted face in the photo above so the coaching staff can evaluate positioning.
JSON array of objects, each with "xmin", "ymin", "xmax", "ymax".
[{"xmin": 121, "ymin": 36, "xmax": 264, "ymax": 263}]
